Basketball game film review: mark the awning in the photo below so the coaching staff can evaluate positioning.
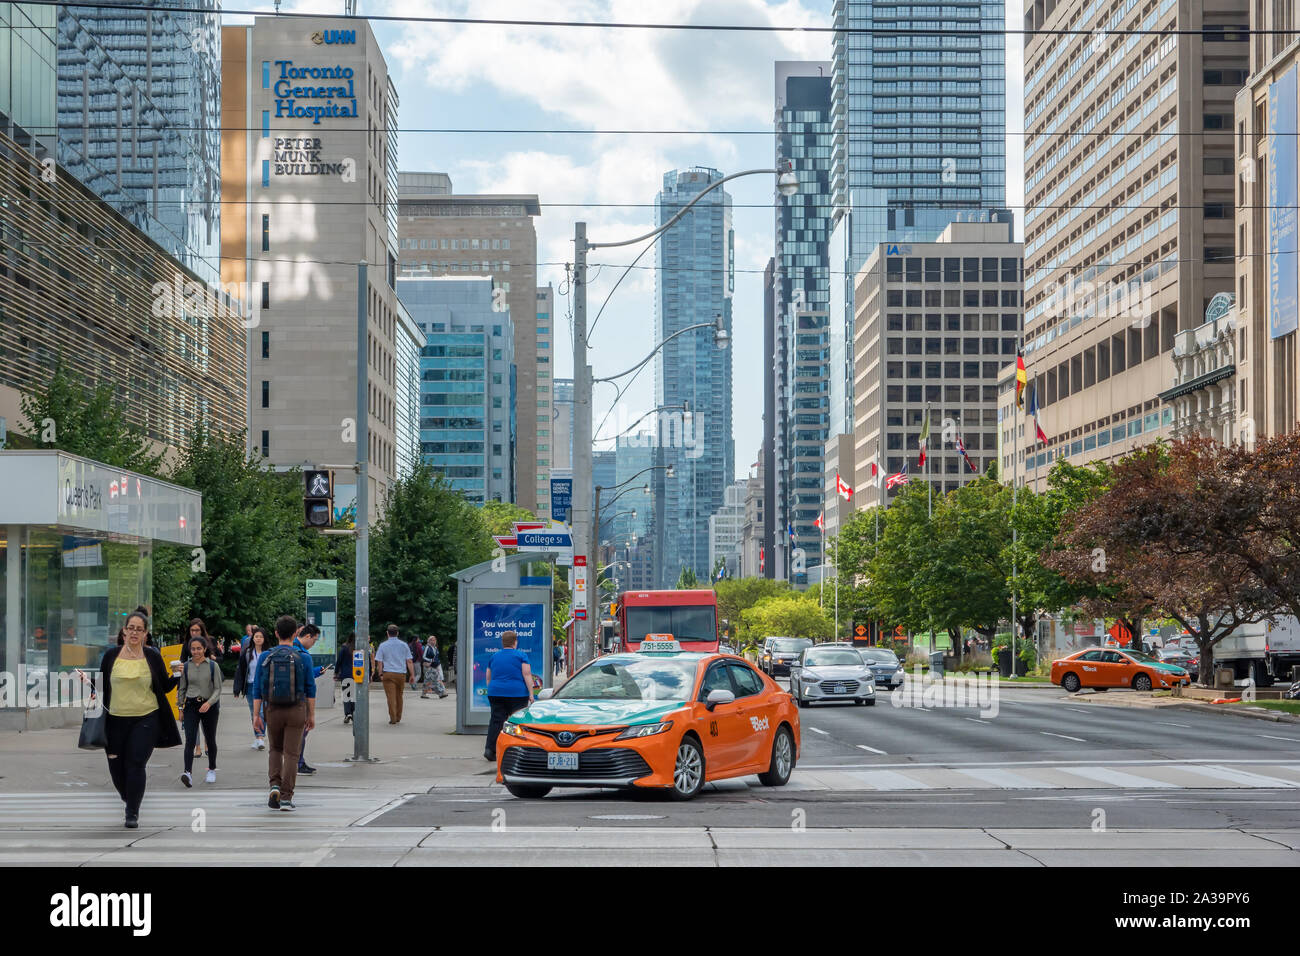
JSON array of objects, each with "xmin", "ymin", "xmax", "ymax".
[{"xmin": 1158, "ymin": 365, "xmax": 1235, "ymax": 403}]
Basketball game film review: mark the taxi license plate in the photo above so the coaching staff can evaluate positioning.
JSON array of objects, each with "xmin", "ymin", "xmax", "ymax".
[{"xmin": 547, "ymin": 753, "xmax": 578, "ymax": 771}]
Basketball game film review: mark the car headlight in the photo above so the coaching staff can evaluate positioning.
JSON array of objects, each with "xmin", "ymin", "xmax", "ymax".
[
  {"xmin": 502, "ymin": 722, "xmax": 528, "ymax": 738},
  {"xmin": 615, "ymin": 721, "xmax": 673, "ymax": 740},
  {"xmin": 802, "ymin": 673, "xmax": 820, "ymax": 683}
]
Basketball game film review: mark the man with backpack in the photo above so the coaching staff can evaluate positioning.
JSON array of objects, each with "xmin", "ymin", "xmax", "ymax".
[
  {"xmin": 251, "ymin": 615, "xmax": 317, "ymax": 812},
  {"xmin": 420, "ymin": 635, "xmax": 447, "ymax": 699}
]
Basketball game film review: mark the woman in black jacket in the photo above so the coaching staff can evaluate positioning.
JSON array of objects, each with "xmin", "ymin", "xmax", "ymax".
[{"xmin": 100, "ymin": 610, "xmax": 181, "ymax": 828}]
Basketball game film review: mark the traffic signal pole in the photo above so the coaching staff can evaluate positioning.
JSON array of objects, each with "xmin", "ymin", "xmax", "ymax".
[{"xmin": 352, "ymin": 260, "xmax": 371, "ymax": 761}]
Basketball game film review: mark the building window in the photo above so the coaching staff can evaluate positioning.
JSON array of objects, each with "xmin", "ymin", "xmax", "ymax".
[
  {"xmin": 261, "ymin": 61, "xmax": 270, "ymax": 88},
  {"xmin": 261, "ymin": 331, "xmax": 269, "ymax": 359},
  {"xmin": 502, "ymin": 239, "xmax": 510, "ymax": 250},
  {"xmin": 260, "ymin": 430, "xmax": 269, "ymax": 456},
  {"xmin": 261, "ymin": 381, "xmax": 269, "ymax": 408},
  {"xmin": 261, "ymin": 214, "xmax": 270, "ymax": 252},
  {"xmin": 261, "ymin": 110, "xmax": 270, "ymax": 138},
  {"xmin": 261, "ymin": 282, "xmax": 270, "ymax": 310},
  {"xmin": 261, "ymin": 160, "xmax": 270, "ymax": 188}
]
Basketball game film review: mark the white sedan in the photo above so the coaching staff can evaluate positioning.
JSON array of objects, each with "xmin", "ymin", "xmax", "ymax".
[{"xmin": 790, "ymin": 647, "xmax": 877, "ymax": 707}]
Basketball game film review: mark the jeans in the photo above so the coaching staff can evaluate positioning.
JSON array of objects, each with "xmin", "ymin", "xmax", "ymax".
[
  {"xmin": 265, "ymin": 701, "xmax": 308, "ymax": 801},
  {"xmin": 105, "ymin": 711, "xmax": 158, "ymax": 817},
  {"xmin": 181, "ymin": 700, "xmax": 219, "ymax": 773},
  {"xmin": 485, "ymin": 696, "xmax": 529, "ymax": 759}
]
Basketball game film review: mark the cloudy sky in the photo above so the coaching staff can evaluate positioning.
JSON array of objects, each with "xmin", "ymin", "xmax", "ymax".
[{"xmin": 274, "ymin": 0, "xmax": 1024, "ymax": 481}]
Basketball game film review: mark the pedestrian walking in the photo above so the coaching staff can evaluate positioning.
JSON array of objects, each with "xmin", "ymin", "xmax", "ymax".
[
  {"xmin": 177, "ymin": 633, "xmax": 222, "ymax": 787},
  {"xmin": 294, "ymin": 624, "xmax": 325, "ymax": 776},
  {"xmin": 552, "ymin": 641, "xmax": 563, "ymax": 677},
  {"xmin": 251, "ymin": 616, "xmax": 316, "ymax": 812},
  {"xmin": 374, "ymin": 624, "xmax": 414, "ymax": 724},
  {"xmin": 100, "ymin": 610, "xmax": 181, "ymax": 828},
  {"xmin": 233, "ymin": 626, "xmax": 270, "ymax": 749},
  {"xmin": 185, "ymin": 618, "xmax": 220, "ymax": 762},
  {"xmin": 408, "ymin": 634, "xmax": 425, "ymax": 685},
  {"xmin": 335, "ymin": 633, "xmax": 356, "ymax": 724},
  {"xmin": 420, "ymin": 636, "xmax": 447, "ymax": 698},
  {"xmin": 483, "ymin": 630, "xmax": 534, "ymax": 761}
]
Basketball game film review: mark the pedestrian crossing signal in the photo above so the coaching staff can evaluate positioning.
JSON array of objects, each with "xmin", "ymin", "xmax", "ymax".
[{"xmin": 304, "ymin": 469, "xmax": 333, "ymax": 528}]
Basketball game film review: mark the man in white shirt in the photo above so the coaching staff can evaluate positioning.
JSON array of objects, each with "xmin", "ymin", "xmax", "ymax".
[{"xmin": 373, "ymin": 624, "xmax": 414, "ymax": 724}]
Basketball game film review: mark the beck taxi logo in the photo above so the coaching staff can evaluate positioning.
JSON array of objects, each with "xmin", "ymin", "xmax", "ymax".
[{"xmin": 749, "ymin": 716, "xmax": 769, "ymax": 732}]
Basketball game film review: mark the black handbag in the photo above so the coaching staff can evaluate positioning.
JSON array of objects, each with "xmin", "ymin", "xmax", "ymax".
[{"xmin": 78, "ymin": 704, "xmax": 107, "ymax": 750}]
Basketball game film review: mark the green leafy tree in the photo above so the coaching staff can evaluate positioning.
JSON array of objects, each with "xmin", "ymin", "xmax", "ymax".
[
  {"xmin": 863, "ymin": 485, "xmax": 935, "ymax": 636},
  {"xmin": 714, "ymin": 577, "xmax": 790, "ymax": 637},
  {"xmin": 676, "ymin": 566, "xmax": 699, "ymax": 589},
  {"xmin": 19, "ymin": 361, "xmax": 164, "ymax": 474},
  {"xmin": 160, "ymin": 426, "xmax": 303, "ymax": 642},
  {"xmin": 369, "ymin": 462, "xmax": 492, "ymax": 643},
  {"xmin": 741, "ymin": 593, "xmax": 834, "ymax": 641},
  {"xmin": 480, "ymin": 500, "xmax": 538, "ymax": 537}
]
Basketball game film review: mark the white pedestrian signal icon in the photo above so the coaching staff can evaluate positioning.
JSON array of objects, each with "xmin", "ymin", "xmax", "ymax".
[{"xmin": 309, "ymin": 474, "xmax": 329, "ymax": 496}]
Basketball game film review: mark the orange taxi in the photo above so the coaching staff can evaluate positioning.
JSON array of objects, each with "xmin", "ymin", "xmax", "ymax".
[
  {"xmin": 1051, "ymin": 647, "xmax": 1191, "ymax": 693},
  {"xmin": 495, "ymin": 640, "xmax": 800, "ymax": 800}
]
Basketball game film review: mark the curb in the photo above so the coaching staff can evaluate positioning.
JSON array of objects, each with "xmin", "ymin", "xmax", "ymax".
[{"xmin": 1070, "ymin": 692, "xmax": 1300, "ymax": 723}]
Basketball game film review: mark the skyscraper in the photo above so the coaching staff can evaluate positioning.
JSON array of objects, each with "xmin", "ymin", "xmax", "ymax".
[
  {"xmin": 829, "ymin": 0, "xmax": 1011, "ymax": 435},
  {"xmin": 1020, "ymin": 0, "xmax": 1246, "ymax": 485},
  {"xmin": 654, "ymin": 167, "xmax": 734, "ymax": 586},
  {"xmin": 57, "ymin": 0, "xmax": 223, "ymax": 283},
  {"xmin": 772, "ymin": 63, "xmax": 834, "ymax": 587}
]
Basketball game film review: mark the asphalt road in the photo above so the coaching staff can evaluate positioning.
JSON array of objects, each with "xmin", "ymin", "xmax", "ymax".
[{"xmin": 374, "ymin": 685, "xmax": 1300, "ymax": 832}]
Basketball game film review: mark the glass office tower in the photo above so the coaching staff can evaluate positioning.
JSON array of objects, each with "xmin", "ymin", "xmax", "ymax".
[
  {"xmin": 830, "ymin": 0, "xmax": 1011, "ymax": 432},
  {"xmin": 654, "ymin": 168, "xmax": 734, "ymax": 587},
  {"xmin": 56, "ymin": 0, "xmax": 222, "ymax": 283}
]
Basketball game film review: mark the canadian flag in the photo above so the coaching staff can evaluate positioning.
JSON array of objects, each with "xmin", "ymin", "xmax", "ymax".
[
  {"xmin": 814, "ymin": 511, "xmax": 824, "ymax": 530},
  {"xmin": 836, "ymin": 471, "xmax": 853, "ymax": 501}
]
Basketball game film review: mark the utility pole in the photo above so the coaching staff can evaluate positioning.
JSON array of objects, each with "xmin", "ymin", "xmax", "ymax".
[
  {"xmin": 572, "ymin": 223, "xmax": 593, "ymax": 667},
  {"xmin": 351, "ymin": 260, "xmax": 371, "ymax": 761}
]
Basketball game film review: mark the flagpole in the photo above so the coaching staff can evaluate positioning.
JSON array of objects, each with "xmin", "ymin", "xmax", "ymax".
[
  {"xmin": 1011, "ymin": 342, "xmax": 1022, "ymax": 679},
  {"xmin": 925, "ymin": 402, "xmax": 932, "ymax": 519},
  {"xmin": 819, "ymin": 508, "xmax": 825, "ymax": 609}
]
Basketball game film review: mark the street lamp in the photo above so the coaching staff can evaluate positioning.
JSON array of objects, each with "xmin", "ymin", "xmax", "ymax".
[{"xmin": 571, "ymin": 167, "xmax": 799, "ymax": 668}]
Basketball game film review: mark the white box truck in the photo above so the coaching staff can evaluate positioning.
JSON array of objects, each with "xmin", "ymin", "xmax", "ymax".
[{"xmin": 1213, "ymin": 616, "xmax": 1300, "ymax": 685}]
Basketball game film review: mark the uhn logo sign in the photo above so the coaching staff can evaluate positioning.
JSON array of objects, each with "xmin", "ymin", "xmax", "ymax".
[{"xmin": 313, "ymin": 29, "xmax": 356, "ymax": 44}]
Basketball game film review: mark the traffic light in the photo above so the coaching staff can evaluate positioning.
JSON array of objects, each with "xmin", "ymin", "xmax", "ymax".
[{"xmin": 304, "ymin": 469, "xmax": 333, "ymax": 527}]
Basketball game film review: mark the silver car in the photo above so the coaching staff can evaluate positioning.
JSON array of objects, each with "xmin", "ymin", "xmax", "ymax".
[
  {"xmin": 790, "ymin": 647, "xmax": 877, "ymax": 707},
  {"xmin": 858, "ymin": 647, "xmax": 905, "ymax": 688}
]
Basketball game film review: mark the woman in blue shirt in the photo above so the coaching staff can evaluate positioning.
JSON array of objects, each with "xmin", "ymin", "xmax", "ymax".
[{"xmin": 484, "ymin": 630, "xmax": 534, "ymax": 760}]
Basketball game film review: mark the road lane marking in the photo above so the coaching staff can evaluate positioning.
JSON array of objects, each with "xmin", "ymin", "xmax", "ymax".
[
  {"xmin": 962, "ymin": 717, "xmax": 986, "ymax": 724},
  {"xmin": 1256, "ymin": 734, "xmax": 1300, "ymax": 743},
  {"xmin": 856, "ymin": 744, "xmax": 888, "ymax": 755},
  {"xmin": 850, "ymin": 769, "xmax": 931, "ymax": 790},
  {"xmin": 1158, "ymin": 721, "xmax": 1192, "ymax": 728},
  {"xmin": 808, "ymin": 727, "xmax": 828, "ymax": 736},
  {"xmin": 1063, "ymin": 708, "xmax": 1093, "ymax": 715},
  {"xmin": 1039, "ymin": 731, "xmax": 1086, "ymax": 743},
  {"xmin": 956, "ymin": 767, "xmax": 1064, "ymax": 789}
]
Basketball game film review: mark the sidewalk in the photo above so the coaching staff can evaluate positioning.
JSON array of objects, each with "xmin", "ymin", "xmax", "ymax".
[
  {"xmin": 1068, "ymin": 688, "xmax": 1300, "ymax": 723},
  {"xmin": 0, "ymin": 679, "xmax": 494, "ymax": 796}
]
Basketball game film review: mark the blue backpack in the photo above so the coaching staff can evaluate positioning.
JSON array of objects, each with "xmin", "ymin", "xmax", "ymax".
[{"xmin": 259, "ymin": 645, "xmax": 303, "ymax": 705}]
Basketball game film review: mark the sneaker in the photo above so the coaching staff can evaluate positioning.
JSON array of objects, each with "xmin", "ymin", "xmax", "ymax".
[
  {"xmin": 343, "ymin": 715, "xmax": 352, "ymax": 725},
  {"xmin": 255, "ymin": 738, "xmax": 266, "ymax": 751},
  {"xmin": 297, "ymin": 764, "xmax": 317, "ymax": 775},
  {"xmin": 439, "ymin": 693, "xmax": 448, "ymax": 699},
  {"xmin": 279, "ymin": 800, "xmax": 296, "ymax": 812},
  {"xmin": 124, "ymin": 814, "xmax": 139, "ymax": 829},
  {"xmin": 420, "ymin": 694, "xmax": 430, "ymax": 699},
  {"xmin": 268, "ymin": 786, "xmax": 281, "ymax": 810},
  {"xmin": 249, "ymin": 739, "xmax": 260, "ymax": 750},
  {"xmin": 180, "ymin": 771, "xmax": 193, "ymax": 789},
  {"xmin": 204, "ymin": 770, "xmax": 216, "ymax": 784}
]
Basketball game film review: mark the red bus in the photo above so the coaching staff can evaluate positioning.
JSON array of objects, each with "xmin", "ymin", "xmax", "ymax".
[{"xmin": 617, "ymin": 589, "xmax": 720, "ymax": 653}]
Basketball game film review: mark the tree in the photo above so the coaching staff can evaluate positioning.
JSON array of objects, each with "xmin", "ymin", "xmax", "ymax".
[
  {"xmin": 160, "ymin": 425, "xmax": 304, "ymax": 641},
  {"xmin": 833, "ymin": 505, "xmax": 887, "ymax": 581},
  {"xmin": 1046, "ymin": 441, "xmax": 1282, "ymax": 682},
  {"xmin": 480, "ymin": 500, "xmax": 537, "ymax": 537},
  {"xmin": 676, "ymin": 566, "xmax": 699, "ymax": 589},
  {"xmin": 714, "ymin": 577, "xmax": 791, "ymax": 640},
  {"xmin": 862, "ymin": 485, "xmax": 935, "ymax": 636},
  {"xmin": 370, "ymin": 463, "xmax": 492, "ymax": 643},
  {"xmin": 20, "ymin": 361, "xmax": 164, "ymax": 475},
  {"xmin": 741, "ymin": 593, "xmax": 834, "ymax": 641}
]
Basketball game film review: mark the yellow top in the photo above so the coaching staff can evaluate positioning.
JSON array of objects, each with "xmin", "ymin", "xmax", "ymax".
[{"xmin": 109, "ymin": 656, "xmax": 157, "ymax": 717}]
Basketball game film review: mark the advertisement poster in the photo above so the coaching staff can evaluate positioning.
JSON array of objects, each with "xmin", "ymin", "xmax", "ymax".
[
  {"xmin": 470, "ymin": 603, "xmax": 547, "ymax": 712},
  {"xmin": 1269, "ymin": 64, "xmax": 1299, "ymax": 339}
]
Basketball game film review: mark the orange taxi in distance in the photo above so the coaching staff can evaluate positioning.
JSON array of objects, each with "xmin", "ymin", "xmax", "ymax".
[
  {"xmin": 1051, "ymin": 648, "xmax": 1191, "ymax": 693},
  {"xmin": 495, "ymin": 640, "xmax": 800, "ymax": 800}
]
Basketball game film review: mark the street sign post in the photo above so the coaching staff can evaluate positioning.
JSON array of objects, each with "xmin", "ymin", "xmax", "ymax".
[{"xmin": 574, "ymin": 554, "xmax": 588, "ymax": 620}]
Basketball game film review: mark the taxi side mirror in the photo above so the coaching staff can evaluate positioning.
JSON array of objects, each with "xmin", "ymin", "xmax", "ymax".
[
  {"xmin": 537, "ymin": 688, "xmax": 555, "ymax": 701},
  {"xmin": 705, "ymin": 689, "xmax": 735, "ymax": 711}
]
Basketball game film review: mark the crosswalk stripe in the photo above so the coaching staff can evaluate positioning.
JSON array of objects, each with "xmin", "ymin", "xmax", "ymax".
[
  {"xmin": 848, "ymin": 770, "xmax": 932, "ymax": 790},
  {"xmin": 1054, "ymin": 766, "xmax": 1179, "ymax": 789},
  {"xmin": 955, "ymin": 767, "xmax": 1064, "ymax": 789},
  {"xmin": 1178, "ymin": 765, "xmax": 1300, "ymax": 789}
]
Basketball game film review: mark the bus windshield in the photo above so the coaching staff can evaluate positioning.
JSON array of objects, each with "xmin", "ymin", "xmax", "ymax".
[{"xmin": 625, "ymin": 606, "xmax": 716, "ymax": 644}]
